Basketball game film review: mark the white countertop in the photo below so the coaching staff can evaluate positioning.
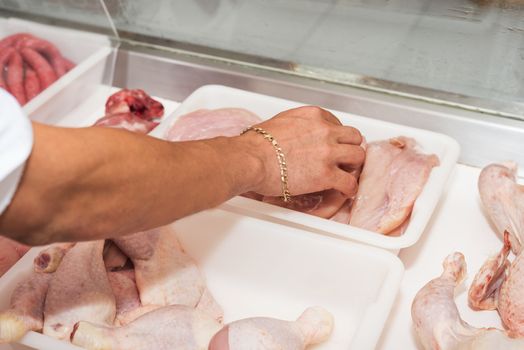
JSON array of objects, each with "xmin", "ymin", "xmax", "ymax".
[{"xmin": 377, "ymin": 163, "xmax": 507, "ymax": 349}]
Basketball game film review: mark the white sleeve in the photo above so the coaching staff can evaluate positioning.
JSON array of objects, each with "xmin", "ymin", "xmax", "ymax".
[{"xmin": 0, "ymin": 89, "xmax": 33, "ymax": 214}]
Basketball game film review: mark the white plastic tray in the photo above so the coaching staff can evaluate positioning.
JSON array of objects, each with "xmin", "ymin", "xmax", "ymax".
[
  {"xmin": 151, "ymin": 85, "xmax": 460, "ymax": 251},
  {"xmin": 0, "ymin": 209, "xmax": 403, "ymax": 350},
  {"xmin": 0, "ymin": 18, "xmax": 112, "ymax": 121}
]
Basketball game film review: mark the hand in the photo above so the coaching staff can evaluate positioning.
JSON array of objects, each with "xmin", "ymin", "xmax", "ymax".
[{"xmin": 240, "ymin": 106, "xmax": 365, "ymax": 197}]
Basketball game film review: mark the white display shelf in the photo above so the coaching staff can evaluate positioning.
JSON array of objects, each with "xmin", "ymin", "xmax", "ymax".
[{"xmin": 378, "ymin": 164, "xmax": 508, "ymax": 349}]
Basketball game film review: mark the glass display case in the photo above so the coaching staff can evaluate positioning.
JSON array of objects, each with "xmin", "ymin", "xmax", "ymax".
[
  {"xmin": 0, "ymin": 3, "xmax": 523, "ymax": 350},
  {"xmin": 1, "ymin": 0, "xmax": 523, "ymax": 118}
]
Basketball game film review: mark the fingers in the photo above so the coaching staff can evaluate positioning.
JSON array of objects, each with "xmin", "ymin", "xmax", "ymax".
[
  {"xmin": 331, "ymin": 168, "xmax": 359, "ymax": 197},
  {"xmin": 333, "ymin": 144, "xmax": 366, "ymax": 167},
  {"xmin": 318, "ymin": 108, "xmax": 342, "ymax": 126},
  {"xmin": 335, "ymin": 125, "xmax": 362, "ymax": 145}
]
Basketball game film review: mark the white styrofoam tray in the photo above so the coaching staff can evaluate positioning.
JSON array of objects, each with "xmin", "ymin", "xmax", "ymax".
[
  {"xmin": 150, "ymin": 85, "xmax": 460, "ymax": 251},
  {"xmin": 0, "ymin": 18, "xmax": 112, "ymax": 120},
  {"xmin": 0, "ymin": 209, "xmax": 403, "ymax": 350}
]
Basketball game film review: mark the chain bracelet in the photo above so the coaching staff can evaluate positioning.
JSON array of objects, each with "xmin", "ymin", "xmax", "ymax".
[{"xmin": 241, "ymin": 126, "xmax": 292, "ymax": 202}]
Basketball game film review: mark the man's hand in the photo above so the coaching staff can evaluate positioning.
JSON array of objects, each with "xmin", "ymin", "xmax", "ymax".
[{"xmin": 239, "ymin": 106, "xmax": 365, "ymax": 197}]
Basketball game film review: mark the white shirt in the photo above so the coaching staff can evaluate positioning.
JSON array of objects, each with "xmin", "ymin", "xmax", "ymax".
[{"xmin": 0, "ymin": 89, "xmax": 33, "ymax": 214}]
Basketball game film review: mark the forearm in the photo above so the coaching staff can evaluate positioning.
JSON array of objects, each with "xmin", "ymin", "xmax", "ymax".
[{"xmin": 0, "ymin": 122, "xmax": 263, "ymax": 245}]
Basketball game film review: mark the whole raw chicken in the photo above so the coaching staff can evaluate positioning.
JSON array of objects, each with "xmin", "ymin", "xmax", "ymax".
[
  {"xmin": 411, "ymin": 252, "xmax": 524, "ymax": 349},
  {"xmin": 468, "ymin": 162, "xmax": 524, "ymax": 337}
]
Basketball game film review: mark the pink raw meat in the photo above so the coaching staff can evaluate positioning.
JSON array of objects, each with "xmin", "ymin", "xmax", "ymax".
[
  {"xmin": 166, "ymin": 108, "xmax": 262, "ymax": 141},
  {"xmin": 105, "ymin": 89, "xmax": 164, "ymax": 121},
  {"xmin": 262, "ymin": 190, "xmax": 347, "ymax": 219},
  {"xmin": 94, "ymin": 113, "xmax": 159, "ymax": 134}
]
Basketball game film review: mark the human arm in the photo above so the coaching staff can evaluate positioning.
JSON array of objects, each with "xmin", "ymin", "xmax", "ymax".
[{"xmin": 0, "ymin": 106, "xmax": 364, "ymax": 245}]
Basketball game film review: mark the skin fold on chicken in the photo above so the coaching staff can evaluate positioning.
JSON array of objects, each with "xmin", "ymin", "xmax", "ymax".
[
  {"xmin": 103, "ymin": 241, "xmax": 128, "ymax": 271},
  {"xmin": 113, "ymin": 225, "xmax": 223, "ymax": 322},
  {"xmin": 412, "ymin": 252, "xmax": 524, "ymax": 350},
  {"xmin": 107, "ymin": 269, "xmax": 159, "ymax": 326},
  {"xmin": 0, "ymin": 272, "xmax": 52, "ymax": 343},
  {"xmin": 349, "ymin": 137, "xmax": 439, "ymax": 235},
  {"xmin": 469, "ymin": 162, "xmax": 524, "ymax": 337},
  {"xmin": 208, "ymin": 307, "xmax": 334, "ymax": 350},
  {"xmin": 43, "ymin": 241, "xmax": 116, "ymax": 340},
  {"xmin": 71, "ymin": 305, "xmax": 222, "ymax": 350}
]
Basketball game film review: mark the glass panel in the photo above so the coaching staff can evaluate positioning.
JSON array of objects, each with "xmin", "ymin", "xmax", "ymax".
[
  {"xmin": 105, "ymin": 0, "xmax": 524, "ymax": 118},
  {"xmin": 0, "ymin": 0, "xmax": 117, "ymax": 36}
]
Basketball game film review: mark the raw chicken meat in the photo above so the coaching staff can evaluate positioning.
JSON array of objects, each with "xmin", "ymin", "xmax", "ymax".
[
  {"xmin": 412, "ymin": 252, "xmax": 524, "ymax": 350},
  {"xmin": 43, "ymin": 241, "xmax": 116, "ymax": 340},
  {"xmin": 209, "ymin": 307, "xmax": 334, "ymax": 350},
  {"xmin": 0, "ymin": 236, "xmax": 29, "ymax": 277},
  {"xmin": 71, "ymin": 305, "xmax": 222, "ymax": 350},
  {"xmin": 94, "ymin": 113, "xmax": 159, "ymax": 134},
  {"xmin": 350, "ymin": 137, "xmax": 439, "ymax": 235},
  {"xmin": 469, "ymin": 162, "xmax": 524, "ymax": 337},
  {"xmin": 113, "ymin": 226, "xmax": 223, "ymax": 321},
  {"xmin": 0, "ymin": 272, "xmax": 51, "ymax": 343},
  {"xmin": 33, "ymin": 242, "xmax": 75, "ymax": 273},
  {"xmin": 105, "ymin": 89, "xmax": 164, "ymax": 120},
  {"xmin": 166, "ymin": 108, "xmax": 262, "ymax": 141},
  {"xmin": 330, "ymin": 200, "xmax": 353, "ymax": 224},
  {"xmin": 107, "ymin": 269, "xmax": 158, "ymax": 326},
  {"xmin": 468, "ymin": 233, "xmax": 524, "ymax": 337},
  {"xmin": 94, "ymin": 89, "xmax": 164, "ymax": 134},
  {"xmin": 103, "ymin": 241, "xmax": 128, "ymax": 271},
  {"xmin": 166, "ymin": 107, "xmax": 352, "ymax": 218},
  {"xmin": 478, "ymin": 162, "xmax": 524, "ymax": 254},
  {"xmin": 468, "ymin": 233, "xmax": 511, "ymax": 311},
  {"xmin": 262, "ymin": 189, "xmax": 347, "ymax": 219}
]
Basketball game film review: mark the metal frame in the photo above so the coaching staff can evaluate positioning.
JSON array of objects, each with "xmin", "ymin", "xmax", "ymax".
[{"xmin": 113, "ymin": 43, "xmax": 524, "ymax": 173}]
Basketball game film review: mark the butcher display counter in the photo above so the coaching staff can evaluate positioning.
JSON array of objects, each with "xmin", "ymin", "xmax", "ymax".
[{"xmin": 0, "ymin": 1, "xmax": 524, "ymax": 350}]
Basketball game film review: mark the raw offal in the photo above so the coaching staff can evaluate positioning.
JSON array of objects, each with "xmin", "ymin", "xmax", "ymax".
[
  {"xmin": 105, "ymin": 88, "xmax": 164, "ymax": 120},
  {"xmin": 94, "ymin": 89, "xmax": 164, "ymax": 134},
  {"xmin": 94, "ymin": 113, "xmax": 160, "ymax": 134}
]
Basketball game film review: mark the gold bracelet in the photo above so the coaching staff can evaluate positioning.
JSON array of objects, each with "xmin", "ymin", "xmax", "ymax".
[{"xmin": 241, "ymin": 126, "xmax": 292, "ymax": 202}]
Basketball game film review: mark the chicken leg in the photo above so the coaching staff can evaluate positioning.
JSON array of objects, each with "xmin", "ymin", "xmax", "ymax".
[
  {"xmin": 43, "ymin": 241, "xmax": 115, "ymax": 340},
  {"xmin": 71, "ymin": 305, "xmax": 221, "ymax": 350},
  {"xmin": 113, "ymin": 226, "xmax": 223, "ymax": 321},
  {"xmin": 208, "ymin": 307, "xmax": 334, "ymax": 350},
  {"xmin": 0, "ymin": 272, "xmax": 51, "ymax": 343},
  {"xmin": 412, "ymin": 252, "xmax": 524, "ymax": 349}
]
